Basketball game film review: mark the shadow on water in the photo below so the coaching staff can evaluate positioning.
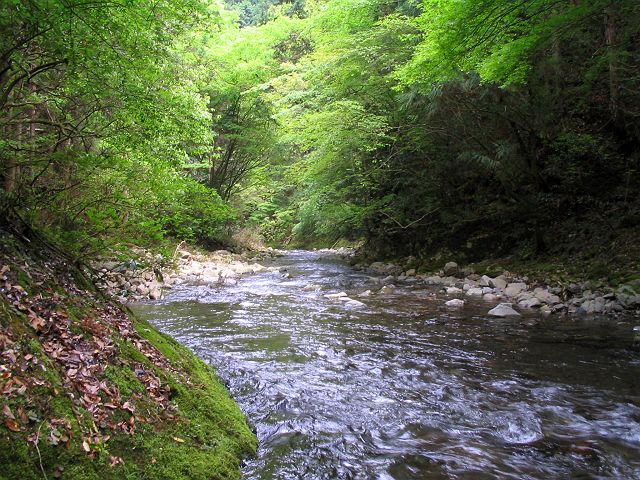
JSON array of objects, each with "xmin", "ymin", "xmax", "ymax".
[{"xmin": 132, "ymin": 250, "xmax": 640, "ymax": 480}]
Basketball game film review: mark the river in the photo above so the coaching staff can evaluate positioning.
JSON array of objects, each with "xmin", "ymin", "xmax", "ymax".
[{"xmin": 131, "ymin": 250, "xmax": 640, "ymax": 479}]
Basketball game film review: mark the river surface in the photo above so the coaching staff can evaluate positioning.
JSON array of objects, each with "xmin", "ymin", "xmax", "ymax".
[{"xmin": 132, "ymin": 250, "xmax": 640, "ymax": 479}]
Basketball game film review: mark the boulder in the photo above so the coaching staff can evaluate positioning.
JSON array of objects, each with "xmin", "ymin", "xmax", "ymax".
[
  {"xmin": 488, "ymin": 303, "xmax": 521, "ymax": 317},
  {"xmin": 533, "ymin": 288, "xmax": 561, "ymax": 305},
  {"xmin": 443, "ymin": 262, "xmax": 459, "ymax": 276},
  {"xmin": 445, "ymin": 299, "xmax": 465, "ymax": 307},
  {"xmin": 519, "ymin": 297, "xmax": 542, "ymax": 308},
  {"xmin": 380, "ymin": 285, "xmax": 396, "ymax": 294},
  {"xmin": 405, "ymin": 269, "xmax": 416, "ymax": 277},
  {"xmin": 149, "ymin": 286, "xmax": 162, "ymax": 300},
  {"xmin": 483, "ymin": 293, "xmax": 500, "ymax": 302},
  {"xmin": 479, "ymin": 275, "xmax": 492, "ymax": 287},
  {"xmin": 505, "ymin": 283, "xmax": 527, "ymax": 297},
  {"xmin": 490, "ymin": 277, "xmax": 508, "ymax": 290},
  {"xmin": 466, "ymin": 288, "xmax": 484, "ymax": 296}
]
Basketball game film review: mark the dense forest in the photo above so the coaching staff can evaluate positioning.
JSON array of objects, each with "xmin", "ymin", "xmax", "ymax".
[
  {"xmin": 1, "ymin": 0, "xmax": 639, "ymax": 280},
  {"xmin": 1, "ymin": 1, "xmax": 639, "ymax": 478}
]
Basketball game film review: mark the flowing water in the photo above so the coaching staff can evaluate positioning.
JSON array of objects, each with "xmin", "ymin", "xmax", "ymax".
[{"xmin": 132, "ymin": 250, "xmax": 640, "ymax": 479}]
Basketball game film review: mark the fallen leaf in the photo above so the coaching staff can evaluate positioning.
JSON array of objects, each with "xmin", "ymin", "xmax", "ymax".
[
  {"xmin": 172, "ymin": 436, "xmax": 185, "ymax": 443},
  {"xmin": 29, "ymin": 315, "xmax": 46, "ymax": 332},
  {"xmin": 5, "ymin": 419, "xmax": 21, "ymax": 432},
  {"xmin": 82, "ymin": 439, "xmax": 91, "ymax": 452},
  {"xmin": 2, "ymin": 405, "xmax": 15, "ymax": 420}
]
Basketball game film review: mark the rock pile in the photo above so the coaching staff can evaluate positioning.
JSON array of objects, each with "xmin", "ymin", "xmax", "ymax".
[
  {"xmin": 91, "ymin": 247, "xmax": 281, "ymax": 302},
  {"xmin": 355, "ymin": 259, "xmax": 640, "ymax": 317}
]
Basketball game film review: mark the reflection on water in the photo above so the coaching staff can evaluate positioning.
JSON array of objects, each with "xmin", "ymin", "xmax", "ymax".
[{"xmin": 132, "ymin": 250, "xmax": 640, "ymax": 479}]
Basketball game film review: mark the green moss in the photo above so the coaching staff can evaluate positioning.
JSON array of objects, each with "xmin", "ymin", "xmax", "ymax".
[
  {"xmin": 103, "ymin": 365, "xmax": 145, "ymax": 397},
  {"xmin": 0, "ymin": 238, "xmax": 256, "ymax": 480}
]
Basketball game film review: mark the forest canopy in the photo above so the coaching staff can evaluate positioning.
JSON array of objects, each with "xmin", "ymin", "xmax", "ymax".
[{"xmin": 1, "ymin": 0, "xmax": 638, "ymax": 275}]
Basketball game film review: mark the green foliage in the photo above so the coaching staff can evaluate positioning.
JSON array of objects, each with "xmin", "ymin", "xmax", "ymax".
[{"xmin": 159, "ymin": 177, "xmax": 235, "ymax": 247}]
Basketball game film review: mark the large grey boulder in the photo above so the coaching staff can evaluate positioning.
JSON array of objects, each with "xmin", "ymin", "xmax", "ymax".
[
  {"xmin": 443, "ymin": 262, "xmax": 459, "ymax": 276},
  {"xmin": 490, "ymin": 277, "xmax": 508, "ymax": 290},
  {"xmin": 505, "ymin": 283, "xmax": 527, "ymax": 297},
  {"xmin": 533, "ymin": 288, "xmax": 561, "ymax": 305},
  {"xmin": 488, "ymin": 303, "xmax": 521, "ymax": 317},
  {"xmin": 519, "ymin": 297, "xmax": 542, "ymax": 308}
]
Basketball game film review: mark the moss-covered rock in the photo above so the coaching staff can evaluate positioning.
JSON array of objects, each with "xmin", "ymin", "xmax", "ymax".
[{"xmin": 0, "ymin": 231, "xmax": 256, "ymax": 480}]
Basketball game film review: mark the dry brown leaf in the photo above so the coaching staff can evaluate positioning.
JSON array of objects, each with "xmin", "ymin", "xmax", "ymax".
[
  {"xmin": 2, "ymin": 405, "xmax": 15, "ymax": 420},
  {"xmin": 5, "ymin": 419, "xmax": 21, "ymax": 432}
]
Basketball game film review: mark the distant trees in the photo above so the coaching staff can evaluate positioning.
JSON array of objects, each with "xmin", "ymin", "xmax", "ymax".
[{"xmin": 218, "ymin": 0, "xmax": 640, "ymax": 257}]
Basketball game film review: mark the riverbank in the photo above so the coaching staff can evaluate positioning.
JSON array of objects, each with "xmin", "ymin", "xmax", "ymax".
[
  {"xmin": 351, "ymin": 256, "xmax": 640, "ymax": 317},
  {"xmin": 0, "ymin": 231, "xmax": 257, "ymax": 480},
  {"xmin": 90, "ymin": 245, "xmax": 284, "ymax": 303}
]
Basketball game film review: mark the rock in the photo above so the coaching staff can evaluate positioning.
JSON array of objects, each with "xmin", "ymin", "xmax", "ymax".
[
  {"xmin": 424, "ymin": 275, "xmax": 443, "ymax": 284},
  {"xmin": 581, "ymin": 297, "xmax": 606, "ymax": 314},
  {"xmin": 567, "ymin": 283, "xmax": 581, "ymax": 295},
  {"xmin": 101, "ymin": 261, "xmax": 120, "ymax": 271},
  {"xmin": 358, "ymin": 290, "xmax": 373, "ymax": 297},
  {"xmin": 488, "ymin": 303, "xmax": 521, "ymax": 317},
  {"xmin": 460, "ymin": 267, "xmax": 475, "ymax": 277},
  {"xmin": 482, "ymin": 287, "xmax": 494, "ymax": 294},
  {"xmin": 149, "ymin": 286, "xmax": 162, "ymax": 300},
  {"xmin": 483, "ymin": 293, "xmax": 500, "ymax": 302},
  {"xmin": 445, "ymin": 299, "xmax": 465, "ymax": 307},
  {"xmin": 490, "ymin": 277, "xmax": 508, "ymax": 290},
  {"xmin": 380, "ymin": 285, "xmax": 396, "ymax": 294},
  {"xmin": 405, "ymin": 269, "xmax": 416, "ymax": 277},
  {"xmin": 324, "ymin": 292, "xmax": 348, "ymax": 299},
  {"xmin": 466, "ymin": 287, "xmax": 484, "ymax": 296},
  {"xmin": 137, "ymin": 285, "xmax": 150, "ymax": 296},
  {"xmin": 467, "ymin": 273, "xmax": 481, "ymax": 281},
  {"xmin": 479, "ymin": 275, "xmax": 492, "ymax": 287},
  {"xmin": 302, "ymin": 284, "xmax": 322, "ymax": 292},
  {"xmin": 539, "ymin": 305, "xmax": 552, "ymax": 315},
  {"xmin": 519, "ymin": 297, "xmax": 542, "ymax": 308},
  {"xmin": 463, "ymin": 280, "xmax": 478, "ymax": 291},
  {"xmin": 445, "ymin": 287, "xmax": 462, "ymax": 294},
  {"xmin": 345, "ymin": 299, "xmax": 365, "ymax": 308},
  {"xmin": 443, "ymin": 262, "xmax": 459, "ymax": 276},
  {"xmin": 551, "ymin": 303, "xmax": 567, "ymax": 313},
  {"xmin": 505, "ymin": 283, "xmax": 527, "ymax": 297},
  {"xmin": 440, "ymin": 276, "xmax": 458, "ymax": 287},
  {"xmin": 533, "ymin": 288, "xmax": 561, "ymax": 305},
  {"xmin": 381, "ymin": 275, "xmax": 396, "ymax": 286}
]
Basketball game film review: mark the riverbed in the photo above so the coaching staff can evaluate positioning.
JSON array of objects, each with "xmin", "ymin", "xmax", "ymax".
[{"xmin": 131, "ymin": 250, "xmax": 640, "ymax": 479}]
